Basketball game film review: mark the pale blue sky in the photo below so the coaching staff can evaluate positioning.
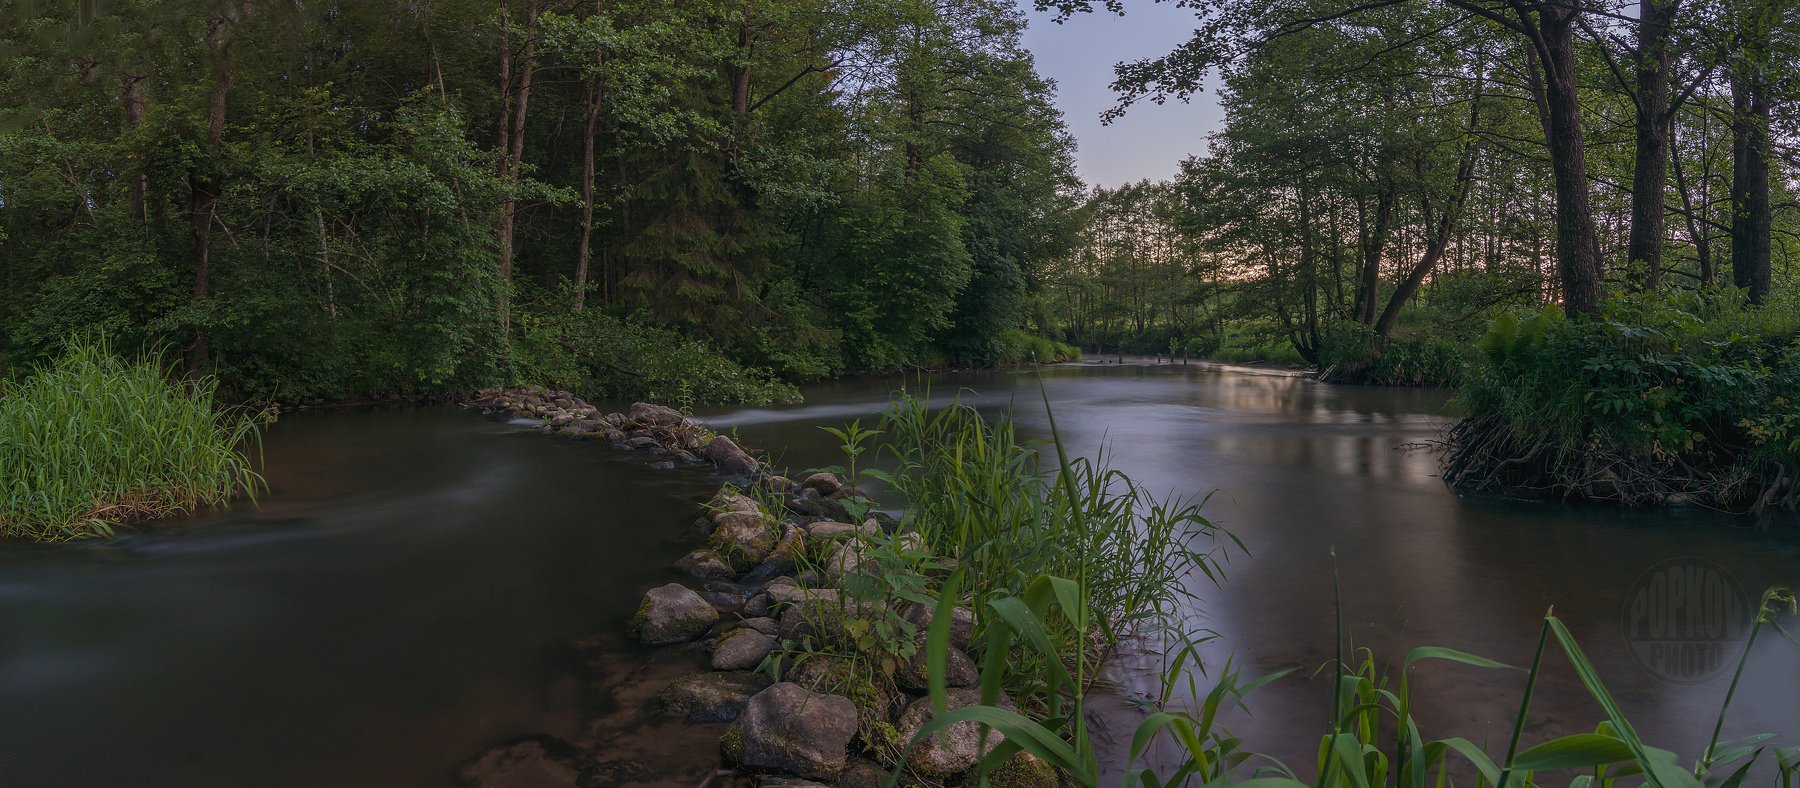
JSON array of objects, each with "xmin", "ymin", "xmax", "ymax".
[{"xmin": 1016, "ymin": 1, "xmax": 1226, "ymax": 188}]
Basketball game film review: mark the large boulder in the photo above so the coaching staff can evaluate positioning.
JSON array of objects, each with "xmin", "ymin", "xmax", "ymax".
[
  {"xmin": 703, "ymin": 435, "xmax": 761, "ymax": 475},
  {"xmin": 731, "ymin": 683, "xmax": 859, "ymax": 781},
  {"xmin": 710, "ymin": 489, "xmax": 763, "ymax": 516},
  {"xmin": 657, "ymin": 671, "xmax": 771, "ymax": 722},
  {"xmin": 894, "ymin": 688, "xmax": 1018, "ymax": 781},
  {"xmin": 709, "ymin": 513, "xmax": 778, "ymax": 573},
  {"xmin": 712, "ymin": 627, "xmax": 778, "ymax": 671},
  {"xmin": 628, "ymin": 402, "xmax": 686, "ymax": 426},
  {"xmin": 628, "ymin": 583, "xmax": 718, "ymax": 645}
]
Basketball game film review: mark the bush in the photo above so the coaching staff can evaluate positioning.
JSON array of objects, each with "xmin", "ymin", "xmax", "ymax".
[
  {"xmin": 0, "ymin": 340, "xmax": 265, "ymax": 541},
  {"xmin": 1446, "ymin": 289, "xmax": 1800, "ymax": 509},
  {"xmin": 508, "ymin": 291, "xmax": 800, "ymax": 409},
  {"xmin": 1318, "ymin": 321, "xmax": 1469, "ymax": 386}
]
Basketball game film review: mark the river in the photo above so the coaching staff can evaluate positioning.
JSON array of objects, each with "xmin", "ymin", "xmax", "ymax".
[{"xmin": 2, "ymin": 360, "xmax": 1795, "ymax": 786}]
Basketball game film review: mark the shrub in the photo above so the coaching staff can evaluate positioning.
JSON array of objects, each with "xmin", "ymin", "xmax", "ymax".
[
  {"xmin": 1446, "ymin": 289, "xmax": 1800, "ymax": 509},
  {"xmin": 0, "ymin": 340, "xmax": 265, "ymax": 541},
  {"xmin": 508, "ymin": 290, "xmax": 800, "ymax": 409}
]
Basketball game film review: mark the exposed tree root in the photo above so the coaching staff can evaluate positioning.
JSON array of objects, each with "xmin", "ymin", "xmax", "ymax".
[{"xmin": 1440, "ymin": 413, "xmax": 1797, "ymax": 514}]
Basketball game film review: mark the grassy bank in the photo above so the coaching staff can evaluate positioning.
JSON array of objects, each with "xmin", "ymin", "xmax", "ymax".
[
  {"xmin": 0, "ymin": 341, "xmax": 264, "ymax": 541},
  {"xmin": 1445, "ymin": 291, "xmax": 1800, "ymax": 511}
]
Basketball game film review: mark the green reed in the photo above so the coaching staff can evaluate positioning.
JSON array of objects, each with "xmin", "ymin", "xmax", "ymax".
[{"xmin": 0, "ymin": 339, "xmax": 265, "ymax": 541}]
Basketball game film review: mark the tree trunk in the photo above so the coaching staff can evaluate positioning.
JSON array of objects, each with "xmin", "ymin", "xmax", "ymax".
[
  {"xmin": 1625, "ymin": 0, "xmax": 1675, "ymax": 289},
  {"xmin": 495, "ymin": 0, "xmax": 538, "ymax": 330},
  {"xmin": 1530, "ymin": 7, "xmax": 1606, "ymax": 317},
  {"xmin": 1669, "ymin": 118, "xmax": 1713, "ymax": 285},
  {"xmin": 1729, "ymin": 50, "xmax": 1772, "ymax": 303},
  {"xmin": 576, "ymin": 68, "xmax": 601, "ymax": 310},
  {"xmin": 732, "ymin": 24, "xmax": 752, "ymax": 117},
  {"xmin": 122, "ymin": 74, "xmax": 148, "ymax": 225},
  {"xmin": 1354, "ymin": 185, "xmax": 1395, "ymax": 325},
  {"xmin": 1375, "ymin": 77, "xmax": 1483, "ymax": 338},
  {"xmin": 186, "ymin": 11, "xmax": 241, "ymax": 377}
]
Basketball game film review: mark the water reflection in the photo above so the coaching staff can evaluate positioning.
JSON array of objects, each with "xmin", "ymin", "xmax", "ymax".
[{"xmin": 0, "ymin": 363, "xmax": 1793, "ymax": 787}]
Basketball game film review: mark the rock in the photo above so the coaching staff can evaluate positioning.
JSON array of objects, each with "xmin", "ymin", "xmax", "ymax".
[
  {"xmin": 675, "ymin": 549, "xmax": 736, "ymax": 581},
  {"xmin": 985, "ymin": 751, "xmax": 1059, "ymax": 787},
  {"xmin": 805, "ymin": 521, "xmax": 878, "ymax": 541},
  {"xmin": 786, "ymin": 493, "xmax": 850, "ymax": 523},
  {"xmin": 894, "ymin": 688, "xmax": 1018, "ymax": 780},
  {"xmin": 823, "ymin": 540, "xmax": 861, "ymax": 580},
  {"xmin": 741, "ymin": 525, "xmax": 806, "ymax": 583},
  {"xmin": 624, "ymin": 436, "xmax": 660, "ymax": 451},
  {"xmin": 704, "ymin": 435, "xmax": 761, "ymax": 475},
  {"xmin": 657, "ymin": 671, "xmax": 772, "ymax": 723},
  {"xmin": 800, "ymin": 472, "xmax": 844, "ymax": 496},
  {"xmin": 776, "ymin": 593, "xmax": 866, "ymax": 646},
  {"xmin": 902, "ymin": 604, "xmax": 976, "ymax": 651},
  {"xmin": 787, "ymin": 655, "xmax": 907, "ymax": 724},
  {"xmin": 458, "ymin": 738, "xmax": 582, "ymax": 787},
  {"xmin": 733, "ymin": 683, "xmax": 858, "ymax": 781},
  {"xmin": 629, "ymin": 402, "xmax": 687, "ymax": 426},
  {"xmin": 760, "ymin": 779, "xmax": 832, "ymax": 788},
  {"xmin": 762, "ymin": 475, "xmax": 797, "ymax": 496},
  {"xmin": 896, "ymin": 636, "xmax": 979, "ymax": 691},
  {"xmin": 700, "ymin": 589, "xmax": 745, "ymax": 613},
  {"xmin": 712, "ymin": 628, "xmax": 778, "ymax": 671},
  {"xmin": 835, "ymin": 758, "xmax": 889, "ymax": 788},
  {"xmin": 710, "ymin": 516, "xmax": 778, "ymax": 572},
  {"xmin": 629, "ymin": 583, "xmax": 719, "ymax": 645},
  {"xmin": 735, "ymin": 616, "xmax": 780, "ymax": 637},
  {"xmin": 868, "ymin": 511, "xmax": 902, "ymax": 534},
  {"xmin": 744, "ymin": 593, "xmax": 773, "ymax": 618},
  {"xmin": 766, "ymin": 585, "xmax": 838, "ymax": 609}
]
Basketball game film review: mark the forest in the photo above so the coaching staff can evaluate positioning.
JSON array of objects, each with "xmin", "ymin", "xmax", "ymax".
[
  {"xmin": 1, "ymin": 0, "xmax": 1082, "ymax": 406},
  {"xmin": 3, "ymin": 1, "xmax": 1800, "ymax": 786}
]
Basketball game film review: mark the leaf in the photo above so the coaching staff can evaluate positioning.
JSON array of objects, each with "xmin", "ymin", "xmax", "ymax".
[{"xmin": 1509, "ymin": 733, "xmax": 1637, "ymax": 772}]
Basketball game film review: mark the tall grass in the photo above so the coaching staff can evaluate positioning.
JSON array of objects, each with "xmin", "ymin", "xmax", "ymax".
[
  {"xmin": 0, "ymin": 340, "xmax": 265, "ymax": 541},
  {"xmin": 895, "ymin": 392, "xmax": 1800, "ymax": 787},
  {"xmin": 874, "ymin": 393, "xmax": 1238, "ymax": 667}
]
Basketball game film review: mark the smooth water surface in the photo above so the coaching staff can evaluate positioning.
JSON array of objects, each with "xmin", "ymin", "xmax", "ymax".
[{"xmin": 3, "ymin": 361, "xmax": 1796, "ymax": 786}]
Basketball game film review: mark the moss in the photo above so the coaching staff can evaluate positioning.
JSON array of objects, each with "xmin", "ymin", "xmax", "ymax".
[
  {"xmin": 627, "ymin": 596, "xmax": 653, "ymax": 638},
  {"xmin": 980, "ymin": 751, "xmax": 1057, "ymax": 788},
  {"xmin": 719, "ymin": 726, "xmax": 745, "ymax": 765}
]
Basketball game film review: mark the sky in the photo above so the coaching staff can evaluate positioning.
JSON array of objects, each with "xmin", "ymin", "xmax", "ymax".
[{"xmin": 1015, "ymin": 1, "xmax": 1226, "ymax": 189}]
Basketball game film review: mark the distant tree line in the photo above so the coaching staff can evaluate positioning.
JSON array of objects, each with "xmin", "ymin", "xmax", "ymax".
[{"xmin": 1034, "ymin": 0, "xmax": 1797, "ymax": 363}]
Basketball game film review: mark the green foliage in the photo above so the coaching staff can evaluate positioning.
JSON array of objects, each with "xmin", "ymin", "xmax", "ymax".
[
  {"xmin": 1319, "ymin": 321, "xmax": 1470, "ymax": 386},
  {"xmin": 508, "ymin": 289, "xmax": 798, "ymax": 408},
  {"xmin": 1450, "ymin": 290, "xmax": 1800, "ymax": 507},
  {"xmin": 0, "ymin": 339, "xmax": 264, "ymax": 541}
]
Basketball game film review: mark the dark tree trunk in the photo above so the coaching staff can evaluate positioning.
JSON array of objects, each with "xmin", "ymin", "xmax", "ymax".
[
  {"xmin": 1375, "ymin": 77, "xmax": 1483, "ymax": 338},
  {"xmin": 1729, "ymin": 56, "xmax": 1772, "ymax": 303},
  {"xmin": 1530, "ymin": 6, "xmax": 1606, "ymax": 317},
  {"xmin": 1353, "ymin": 186, "xmax": 1394, "ymax": 325},
  {"xmin": 1625, "ymin": 0, "xmax": 1675, "ymax": 289}
]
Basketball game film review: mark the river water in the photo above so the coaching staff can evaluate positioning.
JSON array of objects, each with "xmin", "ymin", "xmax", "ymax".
[{"xmin": 2, "ymin": 360, "xmax": 1795, "ymax": 786}]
